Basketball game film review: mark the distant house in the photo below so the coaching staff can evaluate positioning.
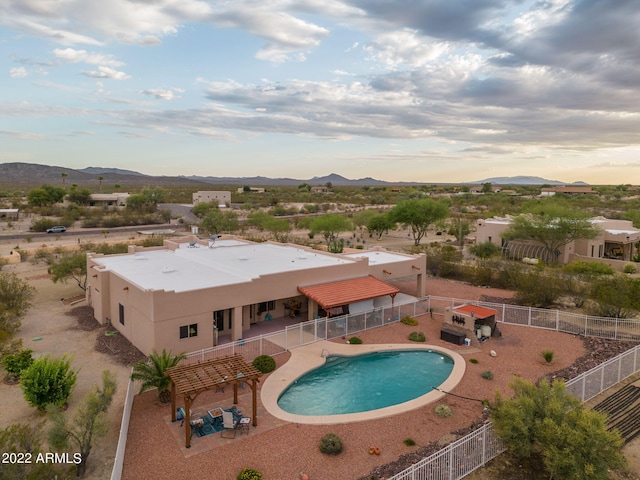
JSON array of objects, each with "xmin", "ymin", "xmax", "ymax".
[
  {"xmin": 540, "ymin": 186, "xmax": 595, "ymax": 196},
  {"xmin": 89, "ymin": 193, "xmax": 130, "ymax": 207},
  {"xmin": 475, "ymin": 215, "xmax": 640, "ymax": 268},
  {"xmin": 236, "ymin": 187, "xmax": 265, "ymax": 194},
  {"xmin": 0, "ymin": 208, "xmax": 19, "ymax": 220},
  {"xmin": 192, "ymin": 191, "xmax": 231, "ymax": 206},
  {"xmin": 310, "ymin": 186, "xmax": 329, "ymax": 193}
]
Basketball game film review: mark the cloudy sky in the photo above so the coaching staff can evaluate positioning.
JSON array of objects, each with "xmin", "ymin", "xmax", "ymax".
[{"xmin": 2, "ymin": 0, "xmax": 640, "ymax": 184}]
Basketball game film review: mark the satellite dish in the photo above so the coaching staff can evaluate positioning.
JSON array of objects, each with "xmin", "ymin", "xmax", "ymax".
[{"xmin": 208, "ymin": 234, "xmax": 222, "ymax": 248}]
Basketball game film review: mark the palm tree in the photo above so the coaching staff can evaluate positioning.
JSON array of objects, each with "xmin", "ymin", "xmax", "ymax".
[
  {"xmin": 98, "ymin": 176, "xmax": 104, "ymax": 192},
  {"xmin": 130, "ymin": 349, "xmax": 186, "ymax": 403}
]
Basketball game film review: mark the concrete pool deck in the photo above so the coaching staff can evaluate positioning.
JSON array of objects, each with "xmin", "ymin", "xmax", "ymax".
[{"xmin": 261, "ymin": 340, "xmax": 466, "ymax": 425}]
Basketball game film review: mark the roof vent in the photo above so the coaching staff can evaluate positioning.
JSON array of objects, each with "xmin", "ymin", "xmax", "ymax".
[
  {"xmin": 238, "ymin": 256, "xmax": 249, "ymax": 261},
  {"xmin": 161, "ymin": 266, "xmax": 176, "ymax": 273},
  {"xmin": 133, "ymin": 255, "xmax": 146, "ymax": 260}
]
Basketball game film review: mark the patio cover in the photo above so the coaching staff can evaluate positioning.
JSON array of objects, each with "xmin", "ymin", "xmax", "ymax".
[
  {"xmin": 454, "ymin": 304, "xmax": 498, "ymax": 319},
  {"xmin": 297, "ymin": 275, "xmax": 399, "ymax": 310},
  {"xmin": 167, "ymin": 354, "xmax": 263, "ymax": 448}
]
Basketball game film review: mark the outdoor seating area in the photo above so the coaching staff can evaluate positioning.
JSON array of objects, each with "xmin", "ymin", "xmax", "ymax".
[{"xmin": 177, "ymin": 405, "xmax": 248, "ymax": 439}]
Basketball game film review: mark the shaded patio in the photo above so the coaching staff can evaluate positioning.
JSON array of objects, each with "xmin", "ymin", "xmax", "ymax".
[{"xmin": 166, "ymin": 354, "xmax": 263, "ymax": 448}]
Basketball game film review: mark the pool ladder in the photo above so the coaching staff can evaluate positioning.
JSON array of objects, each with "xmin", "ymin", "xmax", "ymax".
[{"xmin": 321, "ymin": 348, "xmax": 330, "ymax": 358}]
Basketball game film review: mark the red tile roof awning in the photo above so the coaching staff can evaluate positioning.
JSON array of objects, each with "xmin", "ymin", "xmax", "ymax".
[
  {"xmin": 454, "ymin": 304, "xmax": 498, "ymax": 319},
  {"xmin": 298, "ymin": 276, "xmax": 400, "ymax": 310}
]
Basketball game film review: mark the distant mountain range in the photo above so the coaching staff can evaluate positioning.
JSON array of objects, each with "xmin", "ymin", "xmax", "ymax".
[{"xmin": 0, "ymin": 162, "xmax": 588, "ymax": 188}]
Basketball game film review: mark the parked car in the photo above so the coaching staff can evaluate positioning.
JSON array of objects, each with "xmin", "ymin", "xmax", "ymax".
[{"xmin": 46, "ymin": 226, "xmax": 67, "ymax": 233}]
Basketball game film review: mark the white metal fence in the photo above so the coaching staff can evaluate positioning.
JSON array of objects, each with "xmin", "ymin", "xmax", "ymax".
[
  {"xmin": 110, "ymin": 371, "xmax": 136, "ymax": 480},
  {"xmin": 160, "ymin": 295, "xmax": 640, "ymax": 480}
]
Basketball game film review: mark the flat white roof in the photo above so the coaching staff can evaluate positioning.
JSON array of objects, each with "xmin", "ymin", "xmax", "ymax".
[
  {"xmin": 93, "ymin": 243, "xmax": 357, "ymax": 293},
  {"xmin": 345, "ymin": 250, "xmax": 414, "ymax": 265}
]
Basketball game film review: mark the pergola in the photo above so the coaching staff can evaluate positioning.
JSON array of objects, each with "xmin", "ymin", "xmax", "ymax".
[{"xmin": 166, "ymin": 354, "xmax": 263, "ymax": 448}]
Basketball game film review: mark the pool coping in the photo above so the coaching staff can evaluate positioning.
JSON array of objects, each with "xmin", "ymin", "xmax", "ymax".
[{"xmin": 260, "ymin": 341, "xmax": 466, "ymax": 425}]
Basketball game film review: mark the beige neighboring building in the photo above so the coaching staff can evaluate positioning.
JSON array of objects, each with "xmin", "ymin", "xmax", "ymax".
[
  {"xmin": 86, "ymin": 237, "xmax": 426, "ymax": 356},
  {"xmin": 89, "ymin": 193, "xmax": 130, "ymax": 207},
  {"xmin": 539, "ymin": 186, "xmax": 596, "ymax": 196},
  {"xmin": 236, "ymin": 187, "xmax": 265, "ymax": 194},
  {"xmin": 476, "ymin": 215, "xmax": 640, "ymax": 266},
  {"xmin": 192, "ymin": 191, "xmax": 231, "ymax": 206}
]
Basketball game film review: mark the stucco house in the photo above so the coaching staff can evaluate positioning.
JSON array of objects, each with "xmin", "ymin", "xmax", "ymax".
[
  {"xmin": 475, "ymin": 215, "xmax": 640, "ymax": 267},
  {"xmin": 89, "ymin": 193, "xmax": 130, "ymax": 207},
  {"xmin": 86, "ymin": 237, "xmax": 426, "ymax": 355},
  {"xmin": 192, "ymin": 191, "xmax": 231, "ymax": 206}
]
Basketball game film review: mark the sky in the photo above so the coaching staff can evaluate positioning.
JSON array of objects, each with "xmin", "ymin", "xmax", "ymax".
[{"xmin": 2, "ymin": 0, "xmax": 640, "ymax": 184}]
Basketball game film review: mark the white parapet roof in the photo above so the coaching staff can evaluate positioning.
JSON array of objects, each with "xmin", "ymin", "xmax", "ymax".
[
  {"xmin": 345, "ymin": 250, "xmax": 415, "ymax": 265},
  {"xmin": 92, "ymin": 242, "xmax": 357, "ymax": 292}
]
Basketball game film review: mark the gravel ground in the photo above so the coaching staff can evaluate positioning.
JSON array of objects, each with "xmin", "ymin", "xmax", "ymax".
[{"xmin": 121, "ymin": 280, "xmax": 597, "ymax": 480}]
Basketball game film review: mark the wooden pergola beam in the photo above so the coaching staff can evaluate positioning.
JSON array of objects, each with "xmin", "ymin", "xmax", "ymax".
[{"xmin": 167, "ymin": 354, "xmax": 263, "ymax": 448}]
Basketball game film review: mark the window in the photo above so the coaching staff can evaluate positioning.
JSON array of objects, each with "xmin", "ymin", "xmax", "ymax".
[
  {"xmin": 119, "ymin": 304, "xmax": 124, "ymax": 325},
  {"xmin": 179, "ymin": 323, "xmax": 198, "ymax": 339},
  {"xmin": 258, "ymin": 300, "xmax": 276, "ymax": 313}
]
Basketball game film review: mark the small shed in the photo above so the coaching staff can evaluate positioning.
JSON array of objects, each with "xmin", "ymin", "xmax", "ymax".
[
  {"xmin": 444, "ymin": 304, "xmax": 499, "ymax": 340},
  {"xmin": 0, "ymin": 208, "xmax": 19, "ymax": 220}
]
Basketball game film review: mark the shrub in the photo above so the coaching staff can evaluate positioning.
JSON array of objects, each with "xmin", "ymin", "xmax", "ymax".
[
  {"xmin": 319, "ymin": 433, "xmax": 343, "ymax": 455},
  {"xmin": 20, "ymin": 354, "xmax": 77, "ymax": 410},
  {"xmin": 403, "ymin": 438, "xmax": 416, "ymax": 446},
  {"xmin": 2, "ymin": 349, "xmax": 33, "ymax": 380},
  {"xmin": 237, "ymin": 468, "xmax": 262, "ymax": 480},
  {"xmin": 408, "ymin": 331, "xmax": 426, "ymax": 342},
  {"xmin": 348, "ymin": 337, "xmax": 362, "ymax": 344},
  {"xmin": 469, "ymin": 358, "xmax": 479, "ymax": 364},
  {"xmin": 400, "ymin": 316, "xmax": 418, "ymax": 326},
  {"xmin": 252, "ymin": 355, "xmax": 276, "ymax": 374},
  {"xmin": 623, "ymin": 263, "xmax": 637, "ymax": 274},
  {"xmin": 541, "ymin": 350, "xmax": 554, "ymax": 364},
  {"xmin": 435, "ymin": 404, "xmax": 452, "ymax": 418},
  {"xmin": 481, "ymin": 371, "xmax": 494, "ymax": 380}
]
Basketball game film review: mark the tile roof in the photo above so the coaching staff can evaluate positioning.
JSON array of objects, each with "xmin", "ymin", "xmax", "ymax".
[
  {"xmin": 298, "ymin": 275, "xmax": 400, "ymax": 309},
  {"xmin": 454, "ymin": 304, "xmax": 499, "ymax": 319}
]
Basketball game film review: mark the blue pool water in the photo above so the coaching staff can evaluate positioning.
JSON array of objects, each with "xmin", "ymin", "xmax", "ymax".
[{"xmin": 277, "ymin": 350, "xmax": 454, "ymax": 416}]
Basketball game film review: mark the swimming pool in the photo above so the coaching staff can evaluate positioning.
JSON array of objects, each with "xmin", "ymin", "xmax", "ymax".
[{"xmin": 277, "ymin": 349, "xmax": 455, "ymax": 416}]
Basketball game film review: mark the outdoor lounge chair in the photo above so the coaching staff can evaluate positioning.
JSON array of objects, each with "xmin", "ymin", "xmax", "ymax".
[{"xmin": 220, "ymin": 410, "xmax": 238, "ymax": 438}]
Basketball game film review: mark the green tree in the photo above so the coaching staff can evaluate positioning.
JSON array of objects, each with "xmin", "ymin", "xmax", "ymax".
[
  {"xmin": 447, "ymin": 217, "xmax": 470, "ymax": 246},
  {"xmin": 130, "ymin": 349, "xmax": 186, "ymax": 403},
  {"xmin": 2, "ymin": 348, "xmax": 33, "ymax": 381},
  {"xmin": 49, "ymin": 370, "xmax": 117, "ymax": 477},
  {"xmin": 389, "ymin": 199, "xmax": 449, "ymax": 246},
  {"xmin": 21, "ymin": 355, "xmax": 78, "ymax": 410},
  {"xmin": 492, "ymin": 377, "xmax": 625, "ymax": 480},
  {"xmin": 0, "ymin": 272, "xmax": 35, "ymax": 351},
  {"xmin": 589, "ymin": 274, "xmax": 640, "ymax": 318},
  {"xmin": 468, "ymin": 241, "xmax": 501, "ymax": 263},
  {"xmin": 67, "ymin": 188, "xmax": 92, "ymax": 206},
  {"xmin": 502, "ymin": 202, "xmax": 601, "ymax": 264},
  {"xmin": 309, "ymin": 214, "xmax": 353, "ymax": 248},
  {"xmin": 562, "ymin": 261, "xmax": 615, "ymax": 308},
  {"xmin": 200, "ymin": 209, "xmax": 239, "ymax": 234},
  {"xmin": 192, "ymin": 201, "xmax": 218, "ymax": 218},
  {"xmin": 246, "ymin": 211, "xmax": 272, "ymax": 230},
  {"xmin": 366, "ymin": 213, "xmax": 395, "ymax": 240},
  {"xmin": 48, "ymin": 252, "xmax": 88, "ymax": 291},
  {"xmin": 263, "ymin": 216, "xmax": 291, "ymax": 243}
]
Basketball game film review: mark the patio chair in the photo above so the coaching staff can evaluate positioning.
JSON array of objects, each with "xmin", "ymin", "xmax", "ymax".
[{"xmin": 220, "ymin": 410, "xmax": 238, "ymax": 438}]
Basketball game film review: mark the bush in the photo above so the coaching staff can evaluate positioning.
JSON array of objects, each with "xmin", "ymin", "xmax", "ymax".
[
  {"xmin": 348, "ymin": 336, "xmax": 362, "ymax": 344},
  {"xmin": 623, "ymin": 263, "xmax": 637, "ymax": 274},
  {"xmin": 400, "ymin": 316, "xmax": 418, "ymax": 326},
  {"xmin": 469, "ymin": 358, "xmax": 479, "ymax": 364},
  {"xmin": 2, "ymin": 349, "xmax": 33, "ymax": 380},
  {"xmin": 403, "ymin": 438, "xmax": 416, "ymax": 446},
  {"xmin": 237, "ymin": 468, "xmax": 262, "ymax": 480},
  {"xmin": 435, "ymin": 404, "xmax": 452, "ymax": 418},
  {"xmin": 481, "ymin": 371, "xmax": 494, "ymax": 380},
  {"xmin": 408, "ymin": 331, "xmax": 426, "ymax": 342},
  {"xmin": 252, "ymin": 355, "xmax": 276, "ymax": 374},
  {"xmin": 541, "ymin": 350, "xmax": 554, "ymax": 364},
  {"xmin": 319, "ymin": 433, "xmax": 343, "ymax": 455},
  {"xmin": 20, "ymin": 354, "xmax": 77, "ymax": 410}
]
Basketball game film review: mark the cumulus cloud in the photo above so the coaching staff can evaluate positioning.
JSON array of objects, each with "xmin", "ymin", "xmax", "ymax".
[
  {"xmin": 9, "ymin": 67, "xmax": 28, "ymax": 78},
  {"xmin": 53, "ymin": 48, "xmax": 124, "ymax": 67},
  {"xmin": 141, "ymin": 88, "xmax": 185, "ymax": 100},
  {"xmin": 82, "ymin": 66, "xmax": 130, "ymax": 80}
]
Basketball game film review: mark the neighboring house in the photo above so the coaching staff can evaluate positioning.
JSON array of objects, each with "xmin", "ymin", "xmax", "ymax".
[
  {"xmin": 89, "ymin": 193, "xmax": 130, "ymax": 207},
  {"xmin": 539, "ymin": 186, "xmax": 596, "ymax": 196},
  {"xmin": 0, "ymin": 208, "xmax": 19, "ymax": 220},
  {"xmin": 310, "ymin": 186, "xmax": 329, "ymax": 193},
  {"xmin": 475, "ymin": 215, "xmax": 640, "ymax": 266},
  {"xmin": 192, "ymin": 191, "xmax": 231, "ymax": 206},
  {"xmin": 236, "ymin": 187, "xmax": 266, "ymax": 193},
  {"xmin": 86, "ymin": 237, "xmax": 426, "ymax": 355}
]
